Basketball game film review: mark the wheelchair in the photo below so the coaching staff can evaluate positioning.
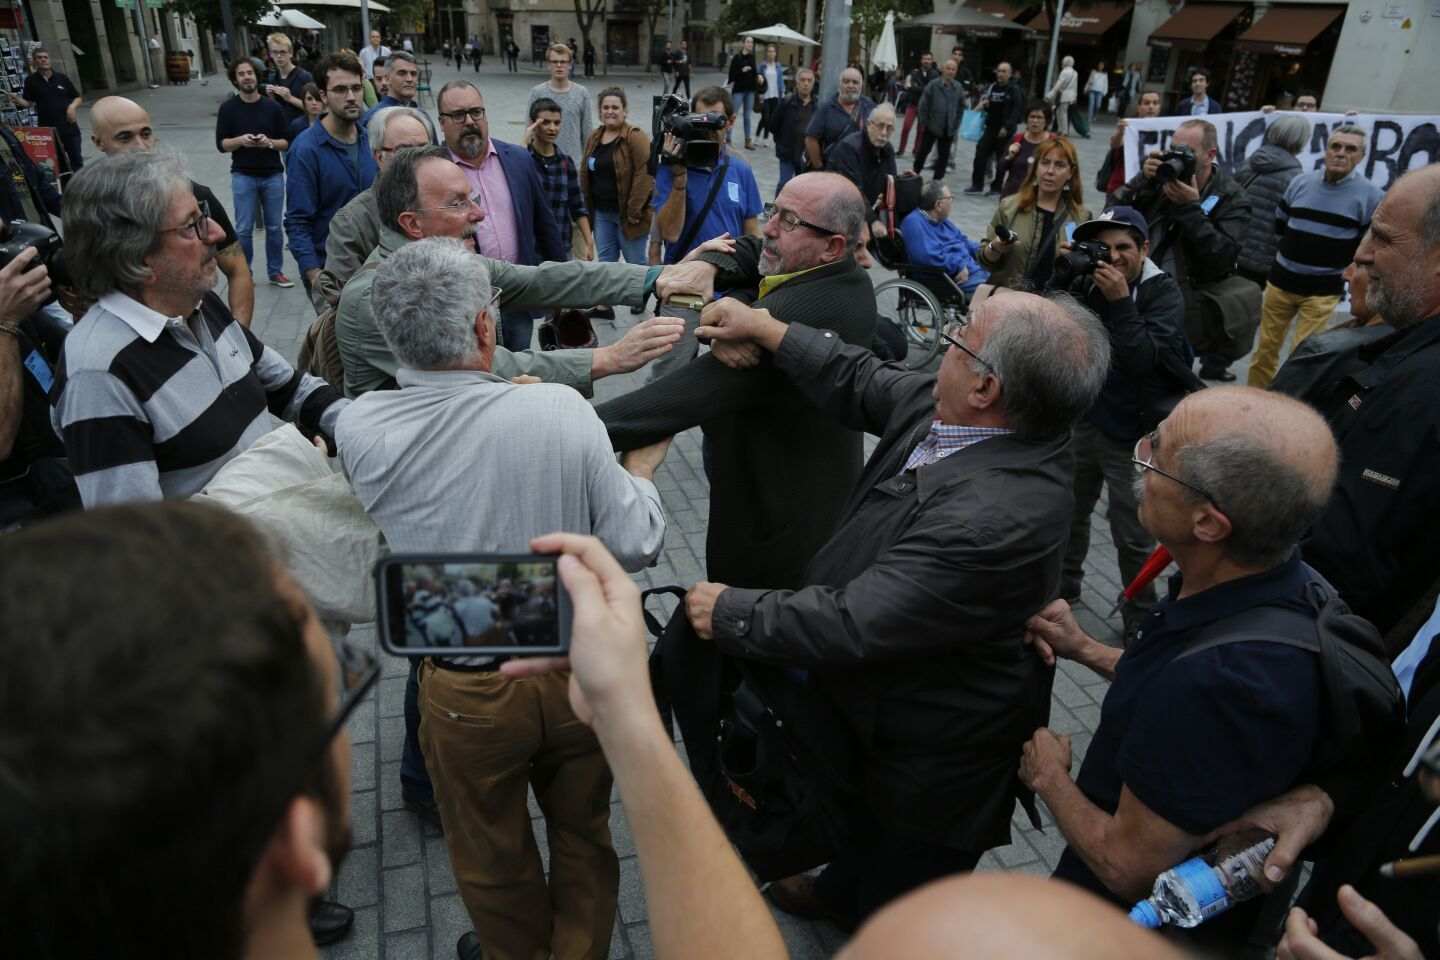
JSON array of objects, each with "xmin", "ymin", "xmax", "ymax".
[{"xmin": 868, "ymin": 173, "xmax": 970, "ymax": 369}]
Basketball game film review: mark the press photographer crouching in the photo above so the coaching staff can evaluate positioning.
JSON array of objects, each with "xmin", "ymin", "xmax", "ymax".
[
  {"xmin": 1050, "ymin": 207, "xmax": 1197, "ymax": 636},
  {"xmin": 1112, "ymin": 119, "xmax": 1255, "ymax": 382},
  {"xmin": 0, "ymin": 223, "xmax": 80, "ymax": 529}
]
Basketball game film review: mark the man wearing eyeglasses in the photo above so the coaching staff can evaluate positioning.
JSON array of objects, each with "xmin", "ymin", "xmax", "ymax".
[
  {"xmin": 1051, "ymin": 207, "xmax": 1196, "ymax": 638},
  {"xmin": 826, "ymin": 103, "xmax": 898, "ymax": 239},
  {"xmin": 528, "ymin": 42, "xmax": 592, "ymax": 167},
  {"xmin": 285, "ymin": 52, "xmax": 378, "ymax": 302},
  {"xmin": 313, "ymin": 106, "xmax": 436, "ymax": 312},
  {"xmin": 438, "ymin": 79, "xmax": 567, "ymax": 352},
  {"xmin": 679, "ymin": 286, "xmax": 1110, "ymax": 926},
  {"xmin": 1018, "ymin": 385, "xmax": 1336, "ymax": 951},
  {"xmin": 1, "ymin": 501, "xmax": 367, "ymax": 960}
]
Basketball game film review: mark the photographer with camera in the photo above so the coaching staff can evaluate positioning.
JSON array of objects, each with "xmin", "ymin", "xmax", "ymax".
[
  {"xmin": 1051, "ymin": 207, "xmax": 1196, "ymax": 635},
  {"xmin": 0, "ymin": 241, "xmax": 79, "ymax": 529},
  {"xmin": 1113, "ymin": 118, "xmax": 1254, "ymax": 382}
]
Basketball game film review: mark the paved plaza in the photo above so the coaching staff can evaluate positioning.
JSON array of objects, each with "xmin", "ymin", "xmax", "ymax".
[{"xmin": 90, "ymin": 61, "xmax": 1268, "ymax": 960}]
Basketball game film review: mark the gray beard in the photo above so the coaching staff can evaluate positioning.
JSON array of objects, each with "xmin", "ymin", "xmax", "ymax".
[
  {"xmin": 1367, "ymin": 273, "xmax": 1427, "ymax": 329},
  {"xmin": 455, "ymin": 133, "xmax": 485, "ymax": 160}
]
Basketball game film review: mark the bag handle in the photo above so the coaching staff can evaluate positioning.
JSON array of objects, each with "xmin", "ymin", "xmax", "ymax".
[
  {"xmin": 640, "ymin": 585, "xmax": 688, "ymax": 639},
  {"xmin": 673, "ymin": 156, "xmax": 731, "ymax": 261}
]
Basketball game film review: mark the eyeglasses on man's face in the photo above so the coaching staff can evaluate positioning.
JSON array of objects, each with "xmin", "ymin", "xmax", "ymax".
[
  {"xmin": 440, "ymin": 106, "xmax": 486, "ymax": 124},
  {"xmin": 413, "ymin": 194, "xmax": 483, "ymax": 216},
  {"xmin": 761, "ymin": 202, "xmax": 840, "ymax": 237},
  {"xmin": 1132, "ymin": 430, "xmax": 1225, "ymax": 512},
  {"xmin": 941, "ymin": 321, "xmax": 995, "ymax": 372},
  {"xmin": 163, "ymin": 199, "xmax": 213, "ymax": 244}
]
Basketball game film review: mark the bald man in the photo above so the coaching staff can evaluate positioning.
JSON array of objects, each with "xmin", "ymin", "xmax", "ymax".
[
  {"xmin": 1021, "ymin": 385, "xmax": 1338, "ymax": 951},
  {"xmin": 90, "ymin": 96, "xmax": 256, "ymax": 326}
]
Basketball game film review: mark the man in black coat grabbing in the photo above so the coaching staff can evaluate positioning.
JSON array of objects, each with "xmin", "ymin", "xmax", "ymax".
[
  {"xmin": 598, "ymin": 172, "xmax": 877, "ymax": 591},
  {"xmin": 683, "ymin": 286, "xmax": 1112, "ymax": 927}
]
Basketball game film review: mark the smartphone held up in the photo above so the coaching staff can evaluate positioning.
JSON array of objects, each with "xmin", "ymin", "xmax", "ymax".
[{"xmin": 376, "ymin": 554, "xmax": 571, "ymax": 658}]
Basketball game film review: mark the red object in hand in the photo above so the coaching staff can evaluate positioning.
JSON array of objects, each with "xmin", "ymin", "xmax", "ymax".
[{"xmin": 1106, "ymin": 546, "xmax": 1173, "ymax": 618}]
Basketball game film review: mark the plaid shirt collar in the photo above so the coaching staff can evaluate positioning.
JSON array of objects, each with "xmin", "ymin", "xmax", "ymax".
[{"xmin": 901, "ymin": 419, "xmax": 1012, "ymax": 473}]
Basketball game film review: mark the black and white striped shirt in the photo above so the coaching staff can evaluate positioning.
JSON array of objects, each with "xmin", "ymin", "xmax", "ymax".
[{"xmin": 54, "ymin": 290, "xmax": 346, "ymax": 507}]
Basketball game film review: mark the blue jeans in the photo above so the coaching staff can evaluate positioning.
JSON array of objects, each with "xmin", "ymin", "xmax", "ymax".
[
  {"xmin": 500, "ymin": 308, "xmax": 535, "ymax": 352},
  {"xmin": 777, "ymin": 158, "xmax": 798, "ymax": 194},
  {"xmin": 1088, "ymin": 89, "xmax": 1105, "ymax": 122},
  {"xmin": 735, "ymin": 90, "xmax": 755, "ymax": 141},
  {"xmin": 232, "ymin": 172, "xmax": 285, "ymax": 277},
  {"xmin": 594, "ymin": 209, "xmax": 649, "ymax": 265}
]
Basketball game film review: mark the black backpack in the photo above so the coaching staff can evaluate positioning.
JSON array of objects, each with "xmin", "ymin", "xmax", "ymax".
[{"xmin": 1177, "ymin": 571, "xmax": 1406, "ymax": 783}]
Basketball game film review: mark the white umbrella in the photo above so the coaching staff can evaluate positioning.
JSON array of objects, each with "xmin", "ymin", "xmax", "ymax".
[
  {"xmin": 739, "ymin": 23, "xmax": 820, "ymax": 46},
  {"xmin": 281, "ymin": 9, "xmax": 327, "ymax": 29},
  {"xmin": 871, "ymin": 11, "xmax": 898, "ymax": 70},
  {"xmin": 256, "ymin": 10, "xmax": 286, "ymax": 27}
]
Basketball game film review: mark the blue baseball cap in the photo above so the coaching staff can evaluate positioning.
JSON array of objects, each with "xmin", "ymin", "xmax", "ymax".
[{"xmin": 1073, "ymin": 206, "xmax": 1150, "ymax": 244}]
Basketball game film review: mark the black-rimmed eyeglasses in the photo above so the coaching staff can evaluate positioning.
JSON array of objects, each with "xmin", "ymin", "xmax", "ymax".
[
  {"xmin": 761, "ymin": 202, "xmax": 841, "ymax": 237},
  {"xmin": 440, "ymin": 106, "xmax": 487, "ymax": 123},
  {"xmin": 162, "ymin": 199, "xmax": 213, "ymax": 244},
  {"xmin": 1132, "ymin": 430, "xmax": 1225, "ymax": 513}
]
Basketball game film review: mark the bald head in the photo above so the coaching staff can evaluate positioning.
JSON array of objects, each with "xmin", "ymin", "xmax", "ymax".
[
  {"xmin": 1354, "ymin": 163, "xmax": 1440, "ymax": 327},
  {"xmin": 90, "ymin": 96, "xmax": 155, "ymax": 154},
  {"xmin": 839, "ymin": 874, "xmax": 1187, "ymax": 960},
  {"xmin": 1162, "ymin": 386, "xmax": 1337, "ymax": 567},
  {"xmin": 762, "ymin": 173, "xmax": 866, "ymax": 276}
]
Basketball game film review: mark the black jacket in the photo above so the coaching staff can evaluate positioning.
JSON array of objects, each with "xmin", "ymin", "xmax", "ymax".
[
  {"xmin": 1074, "ymin": 259, "xmax": 1196, "ymax": 441},
  {"xmin": 982, "ymin": 79, "xmax": 1025, "ymax": 133},
  {"xmin": 897, "ymin": 64, "xmax": 939, "ymax": 110},
  {"xmin": 771, "ymin": 93, "xmax": 816, "ymax": 167},
  {"xmin": 712, "ymin": 325, "xmax": 1071, "ymax": 852},
  {"xmin": 826, "ymin": 130, "xmax": 896, "ymax": 214},
  {"xmin": 1113, "ymin": 162, "xmax": 1249, "ymax": 296},
  {"xmin": 728, "ymin": 51, "xmax": 758, "ymax": 93},
  {"xmin": 598, "ymin": 238, "xmax": 877, "ymax": 589},
  {"xmin": 1291, "ymin": 315, "xmax": 1440, "ymax": 643}
]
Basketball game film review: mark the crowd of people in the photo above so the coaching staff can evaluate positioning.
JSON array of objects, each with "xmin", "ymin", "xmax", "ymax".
[{"xmin": 2, "ymin": 29, "xmax": 1440, "ymax": 960}]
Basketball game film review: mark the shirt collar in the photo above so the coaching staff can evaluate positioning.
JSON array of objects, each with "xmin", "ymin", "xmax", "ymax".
[
  {"xmin": 97, "ymin": 291, "xmax": 196, "ymax": 344},
  {"xmin": 395, "ymin": 366, "xmax": 511, "ymax": 389},
  {"xmin": 1156, "ymin": 550, "xmax": 1310, "ymax": 637},
  {"xmin": 758, "ymin": 263, "xmax": 828, "ymax": 299}
]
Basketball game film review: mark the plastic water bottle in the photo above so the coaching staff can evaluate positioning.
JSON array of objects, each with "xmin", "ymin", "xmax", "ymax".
[{"xmin": 1129, "ymin": 837, "xmax": 1276, "ymax": 929}]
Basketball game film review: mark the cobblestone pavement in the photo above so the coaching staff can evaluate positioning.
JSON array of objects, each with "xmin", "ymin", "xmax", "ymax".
[{"xmin": 98, "ymin": 61, "xmax": 1270, "ymax": 960}]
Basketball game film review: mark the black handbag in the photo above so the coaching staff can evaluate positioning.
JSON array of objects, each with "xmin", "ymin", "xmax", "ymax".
[
  {"xmin": 537, "ymin": 308, "xmax": 600, "ymax": 350},
  {"xmin": 642, "ymin": 587, "xmax": 863, "ymax": 882}
]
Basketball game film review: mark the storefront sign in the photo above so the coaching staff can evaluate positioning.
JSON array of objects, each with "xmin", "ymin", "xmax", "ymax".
[
  {"xmin": 1123, "ymin": 110, "xmax": 1440, "ymax": 191},
  {"xmin": 15, "ymin": 127, "xmax": 59, "ymax": 180}
]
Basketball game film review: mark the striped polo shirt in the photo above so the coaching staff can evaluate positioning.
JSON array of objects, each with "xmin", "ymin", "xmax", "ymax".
[
  {"xmin": 53, "ymin": 290, "xmax": 346, "ymax": 507},
  {"xmin": 1269, "ymin": 167, "xmax": 1384, "ymax": 296}
]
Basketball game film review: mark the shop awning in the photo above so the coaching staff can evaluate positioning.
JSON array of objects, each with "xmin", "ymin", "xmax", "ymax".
[
  {"xmin": 1236, "ymin": 4, "xmax": 1344, "ymax": 54},
  {"xmin": 1026, "ymin": 1, "xmax": 1134, "ymax": 44},
  {"xmin": 1148, "ymin": 3, "xmax": 1246, "ymax": 50}
]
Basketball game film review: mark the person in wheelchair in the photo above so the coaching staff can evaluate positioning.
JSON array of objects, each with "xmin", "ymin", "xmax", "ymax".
[{"xmin": 900, "ymin": 181, "xmax": 990, "ymax": 297}]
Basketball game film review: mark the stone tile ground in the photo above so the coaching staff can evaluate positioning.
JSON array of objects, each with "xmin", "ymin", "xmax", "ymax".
[{"xmin": 97, "ymin": 57, "xmax": 1283, "ymax": 959}]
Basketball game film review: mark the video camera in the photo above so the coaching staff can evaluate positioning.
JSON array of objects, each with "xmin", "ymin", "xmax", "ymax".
[
  {"xmin": 0, "ymin": 220, "xmax": 68, "ymax": 301},
  {"xmin": 1154, "ymin": 144, "xmax": 1197, "ymax": 184},
  {"xmin": 648, "ymin": 94, "xmax": 726, "ymax": 175},
  {"xmin": 1052, "ymin": 239, "xmax": 1111, "ymax": 288}
]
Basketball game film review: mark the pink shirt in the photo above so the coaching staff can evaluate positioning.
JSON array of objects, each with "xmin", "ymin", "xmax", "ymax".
[{"xmin": 449, "ymin": 140, "xmax": 519, "ymax": 263}]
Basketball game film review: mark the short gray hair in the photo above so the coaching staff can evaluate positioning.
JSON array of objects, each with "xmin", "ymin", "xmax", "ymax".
[
  {"xmin": 1264, "ymin": 113, "xmax": 1310, "ymax": 155},
  {"xmin": 818, "ymin": 181, "xmax": 867, "ymax": 248},
  {"xmin": 387, "ymin": 50, "xmax": 418, "ymax": 69},
  {"xmin": 367, "ymin": 105, "xmax": 436, "ymax": 149},
  {"xmin": 372, "ymin": 237, "xmax": 492, "ymax": 370},
  {"xmin": 376, "ymin": 144, "xmax": 451, "ymax": 230},
  {"xmin": 1330, "ymin": 123, "xmax": 1368, "ymax": 152},
  {"xmin": 436, "ymin": 79, "xmax": 482, "ymax": 113},
  {"xmin": 61, "ymin": 150, "xmax": 192, "ymax": 299},
  {"xmin": 919, "ymin": 179, "xmax": 948, "ymax": 211},
  {"xmin": 869, "ymin": 102, "xmax": 896, "ymax": 126},
  {"xmin": 1174, "ymin": 434, "xmax": 1331, "ymax": 568},
  {"xmin": 971, "ymin": 293, "xmax": 1111, "ymax": 439}
]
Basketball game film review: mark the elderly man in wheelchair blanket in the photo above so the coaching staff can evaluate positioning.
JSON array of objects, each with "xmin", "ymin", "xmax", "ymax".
[{"xmin": 900, "ymin": 180, "xmax": 990, "ymax": 296}]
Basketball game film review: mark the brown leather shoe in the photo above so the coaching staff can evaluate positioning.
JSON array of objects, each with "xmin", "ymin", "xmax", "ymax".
[{"xmin": 765, "ymin": 873, "xmax": 856, "ymax": 931}]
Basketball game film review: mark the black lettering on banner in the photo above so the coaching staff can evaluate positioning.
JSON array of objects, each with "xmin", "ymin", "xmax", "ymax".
[
  {"xmin": 1137, "ymin": 128, "xmax": 1164, "ymax": 156},
  {"xmin": 1309, "ymin": 121, "xmax": 1332, "ymax": 156},
  {"xmin": 1398, "ymin": 124, "xmax": 1440, "ymax": 184},
  {"xmin": 1223, "ymin": 116, "xmax": 1267, "ymax": 175},
  {"xmin": 1366, "ymin": 120, "xmax": 1404, "ymax": 189}
]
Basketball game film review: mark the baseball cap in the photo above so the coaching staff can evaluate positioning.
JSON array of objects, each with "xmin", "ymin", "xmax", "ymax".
[{"xmin": 1072, "ymin": 206, "xmax": 1150, "ymax": 245}]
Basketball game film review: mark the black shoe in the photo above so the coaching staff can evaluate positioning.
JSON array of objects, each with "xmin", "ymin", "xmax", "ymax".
[
  {"xmin": 309, "ymin": 899, "xmax": 354, "ymax": 946},
  {"xmin": 405, "ymin": 795, "xmax": 445, "ymax": 833},
  {"xmin": 457, "ymin": 931, "xmax": 484, "ymax": 960},
  {"xmin": 1199, "ymin": 365, "xmax": 1237, "ymax": 382}
]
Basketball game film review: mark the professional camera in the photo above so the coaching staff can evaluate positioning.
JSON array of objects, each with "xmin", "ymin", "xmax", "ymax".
[
  {"xmin": 1154, "ymin": 144, "xmax": 1197, "ymax": 184},
  {"xmin": 1052, "ymin": 239, "xmax": 1111, "ymax": 288},
  {"xmin": 0, "ymin": 220, "xmax": 69, "ymax": 297},
  {"xmin": 648, "ymin": 93, "xmax": 725, "ymax": 174}
]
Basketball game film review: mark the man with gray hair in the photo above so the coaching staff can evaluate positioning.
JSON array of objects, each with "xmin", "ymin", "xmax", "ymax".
[
  {"xmin": 336, "ymin": 236, "xmax": 669, "ymax": 960},
  {"xmin": 312, "ymin": 105, "xmax": 436, "ymax": 310},
  {"xmin": 358, "ymin": 49, "xmax": 420, "ymax": 129},
  {"xmin": 1247, "ymin": 124, "xmax": 1382, "ymax": 388},
  {"xmin": 1020, "ymin": 385, "xmax": 1336, "ymax": 952},
  {"xmin": 805, "ymin": 67, "xmax": 875, "ymax": 170},
  {"xmin": 682, "ymin": 285, "xmax": 1111, "ymax": 926},
  {"xmin": 335, "ymin": 145, "xmax": 709, "ymax": 398},
  {"xmin": 52, "ymin": 151, "xmax": 347, "ymax": 508}
]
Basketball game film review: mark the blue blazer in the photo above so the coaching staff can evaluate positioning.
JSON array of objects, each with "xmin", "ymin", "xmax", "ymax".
[
  {"xmin": 492, "ymin": 138, "xmax": 565, "ymax": 264},
  {"xmin": 1171, "ymin": 95, "xmax": 1223, "ymax": 117}
]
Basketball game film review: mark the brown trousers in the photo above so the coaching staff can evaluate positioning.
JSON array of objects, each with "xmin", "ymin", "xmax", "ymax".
[{"xmin": 419, "ymin": 662, "xmax": 618, "ymax": 960}]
